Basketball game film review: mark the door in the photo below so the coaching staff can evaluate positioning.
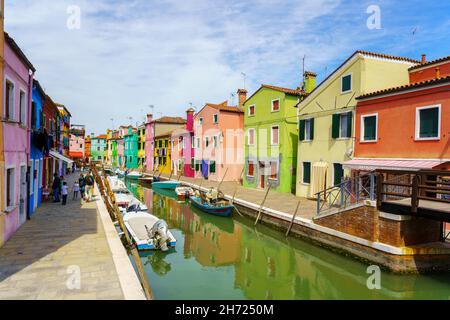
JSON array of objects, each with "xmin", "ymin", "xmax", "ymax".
[
  {"xmin": 34, "ymin": 159, "xmax": 39, "ymax": 210},
  {"xmin": 260, "ymin": 173, "xmax": 265, "ymax": 189},
  {"xmin": 20, "ymin": 165, "xmax": 27, "ymax": 223}
]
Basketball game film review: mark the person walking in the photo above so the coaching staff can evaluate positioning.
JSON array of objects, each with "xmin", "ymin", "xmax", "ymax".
[
  {"xmin": 73, "ymin": 181, "xmax": 80, "ymax": 200},
  {"xmin": 52, "ymin": 173, "xmax": 61, "ymax": 203},
  {"xmin": 85, "ymin": 172, "xmax": 94, "ymax": 202},
  {"xmin": 61, "ymin": 182, "xmax": 68, "ymax": 205},
  {"xmin": 78, "ymin": 174, "xmax": 86, "ymax": 200}
]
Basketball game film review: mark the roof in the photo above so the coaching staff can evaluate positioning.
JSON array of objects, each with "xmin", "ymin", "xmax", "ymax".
[
  {"xmin": 56, "ymin": 103, "xmax": 72, "ymax": 117},
  {"xmin": 246, "ymin": 84, "xmax": 306, "ymax": 103},
  {"xmin": 409, "ymin": 55, "xmax": 450, "ymax": 71},
  {"xmin": 4, "ymin": 32, "xmax": 36, "ymax": 72},
  {"xmin": 93, "ymin": 134, "xmax": 107, "ymax": 140},
  {"xmin": 205, "ymin": 101, "xmax": 243, "ymax": 113},
  {"xmin": 155, "ymin": 128, "xmax": 174, "ymax": 139},
  {"xmin": 154, "ymin": 116, "xmax": 186, "ymax": 124},
  {"xmin": 33, "ymin": 79, "xmax": 46, "ymax": 98},
  {"xmin": 296, "ymin": 50, "xmax": 419, "ymax": 107},
  {"xmin": 356, "ymin": 75, "xmax": 450, "ymax": 100},
  {"xmin": 343, "ymin": 159, "xmax": 449, "ymax": 171}
]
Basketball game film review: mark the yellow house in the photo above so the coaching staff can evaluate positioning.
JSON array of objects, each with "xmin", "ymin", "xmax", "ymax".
[
  {"xmin": 296, "ymin": 51, "xmax": 419, "ymax": 199},
  {"xmin": 137, "ymin": 124, "xmax": 146, "ymax": 169},
  {"xmin": 154, "ymin": 131, "xmax": 173, "ymax": 175}
]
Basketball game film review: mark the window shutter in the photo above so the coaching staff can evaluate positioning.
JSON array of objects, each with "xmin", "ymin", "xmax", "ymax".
[
  {"xmin": 299, "ymin": 120, "xmax": 305, "ymax": 141},
  {"xmin": 310, "ymin": 118, "xmax": 315, "ymax": 140},
  {"xmin": 210, "ymin": 161, "xmax": 216, "ymax": 173},
  {"xmin": 332, "ymin": 114, "xmax": 340, "ymax": 139},
  {"xmin": 346, "ymin": 111, "xmax": 353, "ymax": 138}
]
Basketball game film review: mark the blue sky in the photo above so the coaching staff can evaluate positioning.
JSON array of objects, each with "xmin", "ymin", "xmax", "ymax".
[{"xmin": 5, "ymin": 0, "xmax": 450, "ymax": 134}]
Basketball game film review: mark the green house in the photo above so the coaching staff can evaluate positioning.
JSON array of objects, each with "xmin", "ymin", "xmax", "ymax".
[
  {"xmin": 243, "ymin": 84, "xmax": 309, "ymax": 194},
  {"xmin": 124, "ymin": 128, "xmax": 139, "ymax": 169}
]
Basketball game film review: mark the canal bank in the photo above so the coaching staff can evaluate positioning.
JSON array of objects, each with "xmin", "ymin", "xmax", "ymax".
[
  {"xmin": 150, "ymin": 174, "xmax": 450, "ymax": 273},
  {"xmin": 125, "ymin": 180, "xmax": 450, "ymax": 299}
]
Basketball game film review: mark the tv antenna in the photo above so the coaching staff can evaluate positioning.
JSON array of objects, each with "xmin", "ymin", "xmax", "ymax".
[{"xmin": 241, "ymin": 72, "xmax": 247, "ymax": 89}]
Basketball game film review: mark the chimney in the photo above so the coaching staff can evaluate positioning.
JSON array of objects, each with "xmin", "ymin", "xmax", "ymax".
[
  {"xmin": 146, "ymin": 113, "xmax": 153, "ymax": 124},
  {"xmin": 237, "ymin": 89, "xmax": 248, "ymax": 108},
  {"xmin": 186, "ymin": 108, "xmax": 195, "ymax": 132},
  {"xmin": 436, "ymin": 67, "xmax": 441, "ymax": 79},
  {"xmin": 421, "ymin": 54, "xmax": 427, "ymax": 64},
  {"xmin": 303, "ymin": 71, "xmax": 317, "ymax": 94}
]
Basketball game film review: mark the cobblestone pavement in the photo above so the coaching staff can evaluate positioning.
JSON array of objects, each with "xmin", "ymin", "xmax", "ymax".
[{"xmin": 0, "ymin": 173, "xmax": 125, "ymax": 300}]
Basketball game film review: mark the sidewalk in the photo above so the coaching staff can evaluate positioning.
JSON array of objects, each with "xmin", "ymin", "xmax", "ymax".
[{"xmin": 0, "ymin": 172, "xmax": 141, "ymax": 300}]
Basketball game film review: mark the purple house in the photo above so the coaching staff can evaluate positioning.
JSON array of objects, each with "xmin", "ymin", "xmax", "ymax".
[{"xmin": 2, "ymin": 32, "xmax": 35, "ymax": 244}]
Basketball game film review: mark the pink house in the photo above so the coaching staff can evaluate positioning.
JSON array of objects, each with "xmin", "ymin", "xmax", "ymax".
[
  {"xmin": 171, "ymin": 108, "xmax": 195, "ymax": 178},
  {"xmin": 194, "ymin": 91, "xmax": 245, "ymax": 182},
  {"xmin": 1, "ymin": 32, "xmax": 35, "ymax": 244}
]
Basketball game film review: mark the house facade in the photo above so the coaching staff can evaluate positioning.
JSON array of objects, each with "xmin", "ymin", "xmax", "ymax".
[
  {"xmin": 124, "ymin": 127, "xmax": 138, "ymax": 169},
  {"xmin": 194, "ymin": 92, "xmax": 244, "ymax": 182},
  {"xmin": 171, "ymin": 108, "xmax": 195, "ymax": 178},
  {"xmin": 137, "ymin": 124, "xmax": 146, "ymax": 169},
  {"xmin": 42, "ymin": 94, "xmax": 59, "ymax": 192},
  {"xmin": 69, "ymin": 125, "xmax": 85, "ymax": 165},
  {"xmin": 0, "ymin": 2, "xmax": 5, "ymax": 244},
  {"xmin": 84, "ymin": 135, "xmax": 91, "ymax": 164},
  {"xmin": 296, "ymin": 51, "xmax": 419, "ymax": 199},
  {"xmin": 56, "ymin": 104, "xmax": 71, "ymax": 174},
  {"xmin": 154, "ymin": 131, "xmax": 173, "ymax": 175},
  {"xmin": 90, "ymin": 135, "xmax": 107, "ymax": 162},
  {"xmin": 1, "ymin": 32, "xmax": 35, "ymax": 244},
  {"xmin": 243, "ymin": 85, "xmax": 304, "ymax": 193},
  {"xmin": 344, "ymin": 55, "xmax": 450, "ymax": 173}
]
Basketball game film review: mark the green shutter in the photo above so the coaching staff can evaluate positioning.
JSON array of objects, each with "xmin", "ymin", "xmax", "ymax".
[
  {"xmin": 333, "ymin": 163, "xmax": 343, "ymax": 185},
  {"xmin": 332, "ymin": 114, "xmax": 340, "ymax": 139},
  {"xmin": 310, "ymin": 118, "xmax": 315, "ymax": 140},
  {"xmin": 191, "ymin": 158, "xmax": 194, "ymax": 169},
  {"xmin": 346, "ymin": 111, "xmax": 353, "ymax": 138},
  {"xmin": 195, "ymin": 162, "xmax": 200, "ymax": 171},
  {"xmin": 303, "ymin": 162, "xmax": 311, "ymax": 184},
  {"xmin": 210, "ymin": 161, "xmax": 216, "ymax": 173},
  {"xmin": 364, "ymin": 116, "xmax": 376, "ymax": 141},
  {"xmin": 419, "ymin": 108, "xmax": 439, "ymax": 138},
  {"xmin": 299, "ymin": 120, "xmax": 305, "ymax": 141}
]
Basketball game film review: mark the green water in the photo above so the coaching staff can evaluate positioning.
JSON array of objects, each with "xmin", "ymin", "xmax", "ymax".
[{"xmin": 126, "ymin": 181, "xmax": 450, "ymax": 300}]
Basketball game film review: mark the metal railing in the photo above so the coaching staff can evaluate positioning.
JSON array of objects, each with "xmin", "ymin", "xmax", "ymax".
[{"xmin": 316, "ymin": 172, "xmax": 376, "ymax": 217}]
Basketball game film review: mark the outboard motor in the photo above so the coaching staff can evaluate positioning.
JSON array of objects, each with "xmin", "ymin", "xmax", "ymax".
[{"xmin": 149, "ymin": 220, "xmax": 170, "ymax": 251}]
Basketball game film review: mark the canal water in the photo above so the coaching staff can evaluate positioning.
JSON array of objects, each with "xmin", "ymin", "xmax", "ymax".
[{"xmin": 125, "ymin": 180, "xmax": 450, "ymax": 300}]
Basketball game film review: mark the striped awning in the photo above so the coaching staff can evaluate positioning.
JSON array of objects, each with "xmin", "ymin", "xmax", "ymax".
[{"xmin": 343, "ymin": 159, "xmax": 448, "ymax": 171}]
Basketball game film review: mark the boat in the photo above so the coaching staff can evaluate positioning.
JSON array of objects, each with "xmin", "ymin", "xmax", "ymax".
[
  {"xmin": 152, "ymin": 180, "xmax": 181, "ymax": 190},
  {"xmin": 114, "ymin": 189, "xmax": 134, "ymax": 208},
  {"xmin": 138, "ymin": 176, "xmax": 154, "ymax": 184},
  {"xmin": 126, "ymin": 171, "xmax": 143, "ymax": 180},
  {"xmin": 123, "ymin": 212, "xmax": 176, "ymax": 251},
  {"xmin": 190, "ymin": 188, "xmax": 234, "ymax": 217},
  {"xmin": 122, "ymin": 197, "xmax": 148, "ymax": 214},
  {"xmin": 175, "ymin": 186, "xmax": 194, "ymax": 201}
]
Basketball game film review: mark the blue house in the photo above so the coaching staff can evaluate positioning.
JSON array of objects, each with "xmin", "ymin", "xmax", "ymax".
[{"xmin": 29, "ymin": 80, "xmax": 45, "ymax": 216}]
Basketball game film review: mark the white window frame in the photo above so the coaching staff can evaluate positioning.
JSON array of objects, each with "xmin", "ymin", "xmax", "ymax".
[
  {"xmin": 270, "ymin": 125, "xmax": 280, "ymax": 146},
  {"xmin": 247, "ymin": 160, "xmax": 255, "ymax": 178},
  {"xmin": 304, "ymin": 118, "xmax": 313, "ymax": 141},
  {"xmin": 248, "ymin": 104, "xmax": 255, "ymax": 117},
  {"xmin": 247, "ymin": 128, "xmax": 255, "ymax": 146},
  {"xmin": 29, "ymin": 160, "xmax": 34, "ymax": 195},
  {"xmin": 271, "ymin": 99, "xmax": 281, "ymax": 113},
  {"xmin": 415, "ymin": 104, "xmax": 441, "ymax": 141},
  {"xmin": 360, "ymin": 113, "xmax": 378, "ymax": 143},
  {"xmin": 19, "ymin": 88, "xmax": 27, "ymax": 125},
  {"xmin": 268, "ymin": 161, "xmax": 279, "ymax": 181},
  {"xmin": 341, "ymin": 73, "xmax": 352, "ymax": 94},
  {"xmin": 4, "ymin": 76, "xmax": 15, "ymax": 121},
  {"xmin": 213, "ymin": 114, "xmax": 219, "ymax": 124},
  {"xmin": 5, "ymin": 165, "xmax": 16, "ymax": 211},
  {"xmin": 337, "ymin": 111, "xmax": 350, "ymax": 139}
]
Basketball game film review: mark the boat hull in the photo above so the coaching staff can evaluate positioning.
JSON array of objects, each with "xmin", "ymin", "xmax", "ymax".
[
  {"xmin": 190, "ymin": 196, "xmax": 234, "ymax": 217},
  {"xmin": 152, "ymin": 181, "xmax": 181, "ymax": 190}
]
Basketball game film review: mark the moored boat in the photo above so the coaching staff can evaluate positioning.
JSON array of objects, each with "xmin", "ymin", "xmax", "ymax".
[
  {"xmin": 190, "ymin": 188, "xmax": 234, "ymax": 217},
  {"xmin": 126, "ymin": 171, "xmax": 143, "ymax": 180},
  {"xmin": 152, "ymin": 180, "xmax": 181, "ymax": 190},
  {"xmin": 175, "ymin": 186, "xmax": 194, "ymax": 201},
  {"xmin": 123, "ymin": 212, "xmax": 176, "ymax": 251}
]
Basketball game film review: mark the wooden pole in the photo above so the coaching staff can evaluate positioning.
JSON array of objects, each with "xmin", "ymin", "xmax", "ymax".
[
  {"xmin": 285, "ymin": 201, "xmax": 301, "ymax": 237},
  {"xmin": 217, "ymin": 168, "xmax": 228, "ymax": 192},
  {"xmin": 168, "ymin": 168, "xmax": 173, "ymax": 181},
  {"xmin": 254, "ymin": 183, "xmax": 272, "ymax": 226}
]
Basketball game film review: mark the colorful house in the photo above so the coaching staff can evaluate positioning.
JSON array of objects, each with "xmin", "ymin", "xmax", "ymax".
[
  {"xmin": 145, "ymin": 115, "xmax": 186, "ymax": 173},
  {"xmin": 171, "ymin": 108, "xmax": 196, "ymax": 178},
  {"xmin": 296, "ymin": 51, "xmax": 419, "ymax": 199},
  {"xmin": 243, "ymin": 84, "xmax": 305, "ymax": 194},
  {"xmin": 0, "ymin": 3, "xmax": 5, "ymax": 245},
  {"xmin": 90, "ymin": 134, "xmax": 107, "ymax": 162},
  {"xmin": 56, "ymin": 104, "xmax": 72, "ymax": 174},
  {"xmin": 29, "ymin": 79, "xmax": 45, "ymax": 216},
  {"xmin": 194, "ymin": 91, "xmax": 244, "ymax": 182},
  {"xmin": 124, "ymin": 127, "xmax": 138, "ymax": 169},
  {"xmin": 1, "ymin": 32, "xmax": 35, "ymax": 245},
  {"xmin": 84, "ymin": 135, "xmax": 91, "ymax": 164},
  {"xmin": 69, "ymin": 125, "xmax": 85, "ymax": 166},
  {"xmin": 137, "ymin": 124, "xmax": 146, "ymax": 169},
  {"xmin": 42, "ymin": 94, "xmax": 60, "ymax": 192},
  {"xmin": 345, "ymin": 54, "xmax": 450, "ymax": 173},
  {"xmin": 154, "ymin": 131, "xmax": 173, "ymax": 175}
]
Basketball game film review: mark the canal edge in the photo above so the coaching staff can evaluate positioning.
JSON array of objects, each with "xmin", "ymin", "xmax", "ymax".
[{"xmin": 94, "ymin": 183, "xmax": 147, "ymax": 300}]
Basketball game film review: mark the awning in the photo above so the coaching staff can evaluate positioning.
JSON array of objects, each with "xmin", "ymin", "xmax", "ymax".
[
  {"xmin": 343, "ymin": 159, "xmax": 448, "ymax": 171},
  {"xmin": 49, "ymin": 150, "xmax": 74, "ymax": 165}
]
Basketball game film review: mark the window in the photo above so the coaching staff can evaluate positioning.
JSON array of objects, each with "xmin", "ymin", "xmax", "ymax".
[
  {"xmin": 271, "ymin": 126, "xmax": 279, "ymax": 145},
  {"xmin": 191, "ymin": 138, "xmax": 195, "ymax": 148},
  {"xmin": 248, "ymin": 128, "xmax": 255, "ymax": 146},
  {"xmin": 416, "ymin": 105, "xmax": 440, "ymax": 140},
  {"xmin": 129, "ymin": 156, "xmax": 132, "ymax": 162},
  {"xmin": 195, "ymin": 161, "xmax": 200, "ymax": 172},
  {"xmin": 165, "ymin": 139, "xmax": 168, "ymax": 148},
  {"xmin": 5, "ymin": 79, "xmax": 14, "ymax": 120},
  {"xmin": 213, "ymin": 136, "xmax": 218, "ymax": 148},
  {"xmin": 98, "ymin": 156, "xmax": 102, "ymax": 160},
  {"xmin": 341, "ymin": 74, "xmax": 352, "ymax": 93},
  {"xmin": 197, "ymin": 137, "xmax": 200, "ymax": 148},
  {"xmin": 248, "ymin": 105, "xmax": 255, "ymax": 116},
  {"xmin": 361, "ymin": 114, "xmax": 378, "ymax": 142},
  {"xmin": 247, "ymin": 161, "xmax": 255, "ymax": 177},
  {"xmin": 213, "ymin": 114, "xmax": 219, "ymax": 124},
  {"xmin": 191, "ymin": 157, "xmax": 195, "ymax": 169},
  {"xmin": 271, "ymin": 99, "xmax": 280, "ymax": 112},
  {"xmin": 210, "ymin": 161, "xmax": 216, "ymax": 173},
  {"xmin": 29, "ymin": 160, "xmax": 34, "ymax": 194},
  {"xmin": 199, "ymin": 117, "xmax": 203, "ymax": 125},
  {"xmin": 19, "ymin": 90, "xmax": 26, "ymax": 124},
  {"xmin": 332, "ymin": 111, "xmax": 352, "ymax": 139},
  {"xmin": 97, "ymin": 147, "xmax": 100, "ymax": 151},
  {"xmin": 299, "ymin": 118, "xmax": 314, "ymax": 141},
  {"xmin": 6, "ymin": 167, "xmax": 15, "ymax": 208},
  {"xmin": 302, "ymin": 162, "xmax": 311, "ymax": 184},
  {"xmin": 269, "ymin": 161, "xmax": 278, "ymax": 180},
  {"xmin": 205, "ymin": 137, "xmax": 209, "ymax": 148},
  {"xmin": 333, "ymin": 163, "xmax": 344, "ymax": 185}
]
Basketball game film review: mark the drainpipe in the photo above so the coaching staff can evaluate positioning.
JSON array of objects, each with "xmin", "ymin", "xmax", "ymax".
[{"xmin": 26, "ymin": 71, "xmax": 35, "ymax": 220}]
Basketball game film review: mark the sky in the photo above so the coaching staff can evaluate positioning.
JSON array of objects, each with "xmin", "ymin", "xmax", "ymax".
[{"xmin": 5, "ymin": 0, "xmax": 450, "ymax": 135}]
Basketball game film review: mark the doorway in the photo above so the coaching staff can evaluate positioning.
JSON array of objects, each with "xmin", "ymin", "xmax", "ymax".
[{"xmin": 20, "ymin": 165, "xmax": 27, "ymax": 223}]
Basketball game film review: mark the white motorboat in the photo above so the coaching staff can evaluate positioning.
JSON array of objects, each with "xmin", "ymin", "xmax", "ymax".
[
  {"xmin": 123, "ymin": 212, "xmax": 176, "ymax": 251},
  {"xmin": 126, "ymin": 171, "xmax": 142, "ymax": 180},
  {"xmin": 175, "ymin": 186, "xmax": 195, "ymax": 201},
  {"xmin": 122, "ymin": 198, "xmax": 148, "ymax": 214}
]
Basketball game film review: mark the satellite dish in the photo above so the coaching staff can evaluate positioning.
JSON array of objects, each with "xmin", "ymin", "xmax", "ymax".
[{"xmin": 345, "ymin": 148, "xmax": 353, "ymax": 157}]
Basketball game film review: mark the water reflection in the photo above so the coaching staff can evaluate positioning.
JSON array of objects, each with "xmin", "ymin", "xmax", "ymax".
[{"xmin": 125, "ymin": 180, "xmax": 450, "ymax": 300}]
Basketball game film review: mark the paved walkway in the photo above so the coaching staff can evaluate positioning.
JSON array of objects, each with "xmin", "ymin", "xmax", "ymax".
[
  {"xmin": 0, "ymin": 173, "xmax": 128, "ymax": 300},
  {"xmin": 156, "ymin": 173, "xmax": 317, "ymax": 220}
]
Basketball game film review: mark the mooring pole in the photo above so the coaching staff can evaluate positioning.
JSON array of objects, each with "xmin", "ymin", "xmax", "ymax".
[
  {"xmin": 254, "ymin": 183, "xmax": 272, "ymax": 226},
  {"xmin": 285, "ymin": 201, "xmax": 301, "ymax": 237},
  {"xmin": 217, "ymin": 168, "xmax": 228, "ymax": 193}
]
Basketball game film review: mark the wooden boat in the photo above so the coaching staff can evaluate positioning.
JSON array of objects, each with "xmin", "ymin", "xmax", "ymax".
[
  {"xmin": 152, "ymin": 180, "xmax": 181, "ymax": 190},
  {"xmin": 123, "ymin": 212, "xmax": 176, "ymax": 251},
  {"xmin": 190, "ymin": 189, "xmax": 234, "ymax": 217},
  {"xmin": 138, "ymin": 176, "xmax": 154, "ymax": 184},
  {"xmin": 175, "ymin": 186, "xmax": 195, "ymax": 201},
  {"xmin": 126, "ymin": 171, "xmax": 143, "ymax": 180}
]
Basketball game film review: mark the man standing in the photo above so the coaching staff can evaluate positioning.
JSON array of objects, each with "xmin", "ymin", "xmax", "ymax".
[
  {"xmin": 85, "ymin": 172, "xmax": 94, "ymax": 202},
  {"xmin": 52, "ymin": 173, "xmax": 61, "ymax": 202}
]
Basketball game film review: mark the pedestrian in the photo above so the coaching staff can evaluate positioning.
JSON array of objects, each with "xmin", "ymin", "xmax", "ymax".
[
  {"xmin": 73, "ymin": 181, "xmax": 80, "ymax": 200},
  {"xmin": 85, "ymin": 172, "xmax": 94, "ymax": 202},
  {"xmin": 52, "ymin": 173, "xmax": 61, "ymax": 202},
  {"xmin": 61, "ymin": 182, "xmax": 68, "ymax": 205},
  {"xmin": 79, "ymin": 173, "xmax": 86, "ymax": 199}
]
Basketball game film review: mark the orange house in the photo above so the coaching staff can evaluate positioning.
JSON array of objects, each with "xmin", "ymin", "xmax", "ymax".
[{"xmin": 345, "ymin": 55, "xmax": 450, "ymax": 172}]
